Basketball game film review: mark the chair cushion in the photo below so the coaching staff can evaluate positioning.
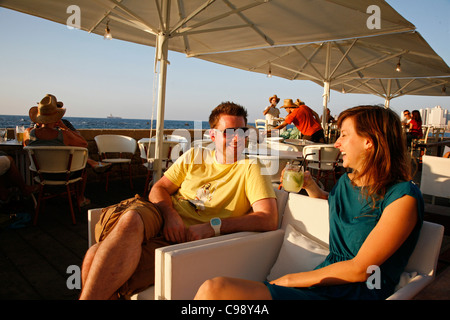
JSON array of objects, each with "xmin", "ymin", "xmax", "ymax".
[{"xmin": 266, "ymin": 224, "xmax": 329, "ymax": 281}]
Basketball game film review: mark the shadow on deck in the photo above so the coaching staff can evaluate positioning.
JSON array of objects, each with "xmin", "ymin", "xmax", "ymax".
[{"xmin": 0, "ymin": 175, "xmax": 449, "ymax": 300}]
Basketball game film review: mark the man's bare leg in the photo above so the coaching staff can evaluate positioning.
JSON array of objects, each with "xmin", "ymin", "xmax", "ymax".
[{"xmin": 80, "ymin": 210, "xmax": 144, "ymax": 299}]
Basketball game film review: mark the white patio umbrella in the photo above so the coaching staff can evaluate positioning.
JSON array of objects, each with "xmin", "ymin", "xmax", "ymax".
[
  {"xmin": 326, "ymin": 76, "xmax": 450, "ymax": 108},
  {"xmin": 0, "ymin": 0, "xmax": 416, "ymax": 179},
  {"xmin": 195, "ymin": 31, "xmax": 450, "ymax": 129}
]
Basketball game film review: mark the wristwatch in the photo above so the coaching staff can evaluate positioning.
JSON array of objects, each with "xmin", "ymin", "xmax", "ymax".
[{"xmin": 210, "ymin": 217, "xmax": 221, "ymax": 236}]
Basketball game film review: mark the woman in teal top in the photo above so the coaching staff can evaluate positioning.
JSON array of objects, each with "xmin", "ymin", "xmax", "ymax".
[{"xmin": 194, "ymin": 105, "xmax": 424, "ymax": 300}]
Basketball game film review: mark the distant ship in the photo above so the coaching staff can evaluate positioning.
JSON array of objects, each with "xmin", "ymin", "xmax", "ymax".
[{"xmin": 107, "ymin": 113, "xmax": 122, "ymax": 119}]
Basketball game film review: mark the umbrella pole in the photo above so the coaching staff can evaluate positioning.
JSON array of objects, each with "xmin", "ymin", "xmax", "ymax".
[
  {"xmin": 322, "ymin": 81, "xmax": 330, "ymax": 131},
  {"xmin": 153, "ymin": 33, "xmax": 169, "ymax": 182},
  {"xmin": 153, "ymin": 1, "xmax": 171, "ymax": 182}
]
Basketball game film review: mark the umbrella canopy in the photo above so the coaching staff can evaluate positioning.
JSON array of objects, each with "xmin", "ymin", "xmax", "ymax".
[
  {"xmin": 0, "ymin": 0, "xmax": 416, "ymax": 54},
  {"xmin": 329, "ymin": 76, "xmax": 450, "ymax": 108},
  {"xmin": 194, "ymin": 31, "xmax": 450, "ymax": 128},
  {"xmin": 0, "ymin": 0, "xmax": 417, "ymax": 179}
]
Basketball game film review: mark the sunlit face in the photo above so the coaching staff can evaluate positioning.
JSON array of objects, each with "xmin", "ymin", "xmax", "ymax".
[
  {"xmin": 270, "ymin": 98, "xmax": 278, "ymax": 106},
  {"xmin": 210, "ymin": 114, "xmax": 247, "ymax": 164},
  {"xmin": 334, "ymin": 117, "xmax": 372, "ymax": 173},
  {"xmin": 403, "ymin": 111, "xmax": 411, "ymax": 119}
]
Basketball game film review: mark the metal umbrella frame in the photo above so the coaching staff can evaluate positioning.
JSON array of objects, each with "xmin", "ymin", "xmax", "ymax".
[
  {"xmin": 194, "ymin": 31, "xmax": 450, "ymax": 129},
  {"xmin": 0, "ymin": 0, "xmax": 417, "ymax": 179}
]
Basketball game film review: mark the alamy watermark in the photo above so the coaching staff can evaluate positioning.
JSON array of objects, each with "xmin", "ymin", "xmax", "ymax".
[
  {"xmin": 366, "ymin": 5, "xmax": 381, "ymax": 30},
  {"xmin": 64, "ymin": 4, "xmax": 382, "ymax": 31},
  {"xmin": 66, "ymin": 5, "xmax": 81, "ymax": 30}
]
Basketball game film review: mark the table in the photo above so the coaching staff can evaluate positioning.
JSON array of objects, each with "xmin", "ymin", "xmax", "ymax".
[
  {"xmin": 245, "ymin": 147, "xmax": 303, "ymax": 182},
  {"xmin": 0, "ymin": 140, "xmax": 32, "ymax": 184},
  {"xmin": 139, "ymin": 135, "xmax": 190, "ymax": 152}
]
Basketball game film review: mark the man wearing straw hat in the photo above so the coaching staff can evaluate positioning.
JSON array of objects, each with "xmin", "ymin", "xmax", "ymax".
[
  {"xmin": 25, "ymin": 94, "xmax": 88, "ymax": 147},
  {"xmin": 270, "ymin": 99, "xmax": 325, "ymax": 143},
  {"xmin": 263, "ymin": 94, "xmax": 282, "ymax": 129}
]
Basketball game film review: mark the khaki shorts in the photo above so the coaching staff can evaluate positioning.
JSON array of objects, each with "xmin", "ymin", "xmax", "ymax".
[{"xmin": 94, "ymin": 194, "xmax": 172, "ymax": 297}]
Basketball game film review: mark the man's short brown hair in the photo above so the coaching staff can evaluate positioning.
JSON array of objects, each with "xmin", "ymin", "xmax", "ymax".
[{"xmin": 208, "ymin": 102, "xmax": 248, "ymax": 128}]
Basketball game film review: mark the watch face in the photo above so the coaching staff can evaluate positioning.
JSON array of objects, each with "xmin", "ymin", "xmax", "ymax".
[{"xmin": 211, "ymin": 218, "xmax": 220, "ymax": 226}]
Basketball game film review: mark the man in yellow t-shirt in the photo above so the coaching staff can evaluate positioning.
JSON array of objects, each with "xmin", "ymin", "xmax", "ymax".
[{"xmin": 81, "ymin": 102, "xmax": 277, "ymax": 299}]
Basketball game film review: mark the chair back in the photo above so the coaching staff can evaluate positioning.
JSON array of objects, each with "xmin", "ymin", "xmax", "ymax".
[
  {"xmin": 94, "ymin": 134, "xmax": 137, "ymax": 155},
  {"xmin": 281, "ymin": 193, "xmax": 330, "ymax": 247},
  {"xmin": 404, "ymin": 221, "xmax": 444, "ymax": 276},
  {"xmin": 303, "ymin": 144, "xmax": 340, "ymax": 170},
  {"xmin": 255, "ymin": 119, "xmax": 267, "ymax": 130},
  {"xmin": 24, "ymin": 146, "xmax": 88, "ymax": 174},
  {"xmin": 420, "ymin": 155, "xmax": 450, "ymax": 199},
  {"xmin": 138, "ymin": 139, "xmax": 182, "ymax": 163}
]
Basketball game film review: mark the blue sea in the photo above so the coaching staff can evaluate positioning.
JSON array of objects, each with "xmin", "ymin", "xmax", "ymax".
[
  {"xmin": 0, "ymin": 114, "xmax": 216, "ymax": 130},
  {"xmin": 1, "ymin": 114, "xmax": 447, "ymax": 137}
]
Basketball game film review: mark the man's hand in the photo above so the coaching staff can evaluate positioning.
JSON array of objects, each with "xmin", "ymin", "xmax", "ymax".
[
  {"xmin": 186, "ymin": 223, "xmax": 214, "ymax": 241},
  {"xmin": 162, "ymin": 209, "xmax": 187, "ymax": 243}
]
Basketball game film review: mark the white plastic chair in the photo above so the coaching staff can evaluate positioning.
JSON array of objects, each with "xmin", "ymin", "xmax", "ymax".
[
  {"xmin": 255, "ymin": 119, "xmax": 267, "ymax": 131},
  {"xmin": 138, "ymin": 138, "xmax": 184, "ymax": 195},
  {"xmin": 94, "ymin": 135, "xmax": 137, "ymax": 191},
  {"xmin": 303, "ymin": 144, "xmax": 341, "ymax": 187},
  {"xmin": 420, "ymin": 155, "xmax": 450, "ymax": 215},
  {"xmin": 24, "ymin": 146, "xmax": 88, "ymax": 225},
  {"xmin": 148, "ymin": 193, "xmax": 444, "ymax": 300}
]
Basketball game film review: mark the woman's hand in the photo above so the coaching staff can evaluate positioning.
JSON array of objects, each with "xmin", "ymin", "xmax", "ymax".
[{"xmin": 278, "ymin": 169, "xmax": 313, "ymax": 191}]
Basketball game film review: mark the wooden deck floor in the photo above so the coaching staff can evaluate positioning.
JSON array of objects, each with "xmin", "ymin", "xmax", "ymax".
[
  {"xmin": 0, "ymin": 176, "xmax": 145, "ymax": 300},
  {"xmin": 1, "ymin": 176, "xmax": 449, "ymax": 300}
]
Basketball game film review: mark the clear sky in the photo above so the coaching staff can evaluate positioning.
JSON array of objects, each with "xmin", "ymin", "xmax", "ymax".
[{"xmin": 0, "ymin": 0, "xmax": 449, "ymax": 122}]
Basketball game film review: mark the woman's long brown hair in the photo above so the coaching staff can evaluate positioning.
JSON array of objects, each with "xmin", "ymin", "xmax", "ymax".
[{"xmin": 337, "ymin": 105, "xmax": 412, "ymax": 203}]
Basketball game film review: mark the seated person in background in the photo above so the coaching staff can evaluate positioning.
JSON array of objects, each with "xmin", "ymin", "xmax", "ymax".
[
  {"xmin": 79, "ymin": 102, "xmax": 278, "ymax": 300},
  {"xmin": 24, "ymin": 94, "xmax": 88, "ymax": 148},
  {"xmin": 401, "ymin": 110, "xmax": 411, "ymax": 131},
  {"xmin": 271, "ymin": 99, "xmax": 325, "ymax": 143},
  {"xmin": 195, "ymin": 105, "xmax": 424, "ymax": 300},
  {"xmin": 406, "ymin": 110, "xmax": 423, "ymax": 147},
  {"xmin": 24, "ymin": 94, "xmax": 91, "ymax": 206},
  {"xmin": 0, "ymin": 152, "xmax": 38, "ymax": 203}
]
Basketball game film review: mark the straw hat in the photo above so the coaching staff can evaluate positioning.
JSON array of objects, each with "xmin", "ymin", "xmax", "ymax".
[
  {"xmin": 29, "ymin": 94, "xmax": 66, "ymax": 124},
  {"xmin": 294, "ymin": 99, "xmax": 305, "ymax": 106},
  {"xmin": 269, "ymin": 94, "xmax": 280, "ymax": 103},
  {"xmin": 281, "ymin": 99, "xmax": 298, "ymax": 109}
]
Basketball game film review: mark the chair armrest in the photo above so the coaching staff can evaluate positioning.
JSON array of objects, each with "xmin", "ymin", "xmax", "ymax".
[
  {"xmin": 87, "ymin": 208, "xmax": 102, "ymax": 247},
  {"xmin": 386, "ymin": 274, "xmax": 433, "ymax": 300},
  {"xmin": 155, "ymin": 229, "xmax": 284, "ymax": 300}
]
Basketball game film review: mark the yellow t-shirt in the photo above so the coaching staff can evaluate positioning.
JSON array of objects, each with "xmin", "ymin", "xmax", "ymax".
[{"xmin": 164, "ymin": 147, "xmax": 276, "ymax": 227}]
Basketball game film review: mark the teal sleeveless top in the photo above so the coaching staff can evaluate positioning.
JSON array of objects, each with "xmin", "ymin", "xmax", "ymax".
[{"xmin": 316, "ymin": 173, "xmax": 424, "ymax": 294}]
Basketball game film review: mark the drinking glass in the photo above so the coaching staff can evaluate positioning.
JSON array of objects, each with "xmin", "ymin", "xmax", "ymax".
[
  {"xmin": 282, "ymin": 162, "xmax": 304, "ymax": 193},
  {"xmin": 15, "ymin": 125, "xmax": 25, "ymax": 143}
]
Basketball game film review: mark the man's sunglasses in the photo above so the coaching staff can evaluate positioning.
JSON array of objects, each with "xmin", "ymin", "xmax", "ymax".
[{"xmin": 213, "ymin": 127, "xmax": 249, "ymax": 139}]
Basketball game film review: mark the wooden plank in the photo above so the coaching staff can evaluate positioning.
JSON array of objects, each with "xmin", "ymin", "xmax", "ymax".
[{"xmin": 0, "ymin": 227, "xmax": 79, "ymax": 299}]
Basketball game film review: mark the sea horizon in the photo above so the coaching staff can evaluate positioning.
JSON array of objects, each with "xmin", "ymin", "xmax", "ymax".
[
  {"xmin": 0, "ymin": 114, "xmax": 216, "ymax": 130},
  {"xmin": 1, "ymin": 114, "xmax": 448, "ymax": 137}
]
